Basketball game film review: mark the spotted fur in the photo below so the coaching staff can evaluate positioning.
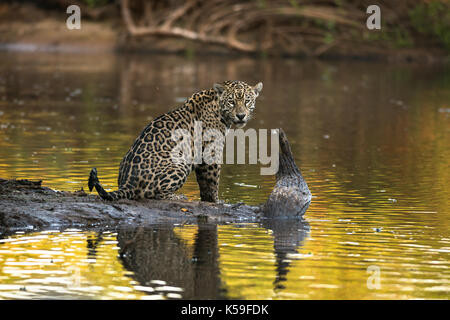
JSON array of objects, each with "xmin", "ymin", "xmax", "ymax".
[{"xmin": 88, "ymin": 80, "xmax": 263, "ymax": 202}]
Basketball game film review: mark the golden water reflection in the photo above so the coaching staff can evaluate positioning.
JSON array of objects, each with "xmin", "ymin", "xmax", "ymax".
[
  {"xmin": 0, "ymin": 52, "xmax": 449, "ymax": 299},
  {"xmin": 0, "ymin": 222, "xmax": 448, "ymax": 299},
  {"xmin": 0, "ymin": 230, "xmax": 157, "ymax": 299}
]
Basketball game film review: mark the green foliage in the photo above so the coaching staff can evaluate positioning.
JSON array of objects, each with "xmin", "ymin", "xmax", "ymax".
[
  {"xmin": 81, "ymin": 0, "xmax": 111, "ymax": 8},
  {"xmin": 256, "ymin": 0, "xmax": 266, "ymax": 9},
  {"xmin": 288, "ymin": 0, "xmax": 300, "ymax": 9},
  {"xmin": 409, "ymin": 1, "xmax": 450, "ymax": 50},
  {"xmin": 313, "ymin": 18, "xmax": 336, "ymax": 32},
  {"xmin": 324, "ymin": 32, "xmax": 334, "ymax": 45},
  {"xmin": 364, "ymin": 26, "xmax": 414, "ymax": 49},
  {"xmin": 259, "ymin": 50, "xmax": 268, "ymax": 59},
  {"xmin": 184, "ymin": 47, "xmax": 196, "ymax": 60},
  {"xmin": 393, "ymin": 27, "xmax": 414, "ymax": 48}
]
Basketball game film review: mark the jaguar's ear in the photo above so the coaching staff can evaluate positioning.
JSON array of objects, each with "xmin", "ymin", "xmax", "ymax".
[
  {"xmin": 213, "ymin": 83, "xmax": 225, "ymax": 95},
  {"xmin": 253, "ymin": 82, "xmax": 263, "ymax": 97}
]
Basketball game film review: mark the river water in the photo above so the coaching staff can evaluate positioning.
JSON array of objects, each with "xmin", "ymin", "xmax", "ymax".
[{"xmin": 0, "ymin": 52, "xmax": 448, "ymax": 299}]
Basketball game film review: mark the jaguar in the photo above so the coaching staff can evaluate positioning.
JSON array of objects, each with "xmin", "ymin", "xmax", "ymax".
[{"xmin": 88, "ymin": 80, "xmax": 263, "ymax": 202}]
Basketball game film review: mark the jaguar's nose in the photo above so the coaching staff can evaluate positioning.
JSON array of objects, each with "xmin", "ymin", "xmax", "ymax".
[{"xmin": 236, "ymin": 113, "xmax": 246, "ymax": 121}]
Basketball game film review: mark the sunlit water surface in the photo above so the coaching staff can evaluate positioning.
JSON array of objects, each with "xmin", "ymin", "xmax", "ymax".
[{"xmin": 0, "ymin": 52, "xmax": 449, "ymax": 299}]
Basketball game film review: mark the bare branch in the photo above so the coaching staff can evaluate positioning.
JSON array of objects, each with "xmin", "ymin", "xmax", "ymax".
[{"xmin": 120, "ymin": 0, "xmax": 367, "ymax": 55}]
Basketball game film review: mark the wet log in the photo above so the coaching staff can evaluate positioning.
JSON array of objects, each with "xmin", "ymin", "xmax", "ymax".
[
  {"xmin": 0, "ymin": 129, "xmax": 311, "ymax": 234},
  {"xmin": 263, "ymin": 129, "xmax": 312, "ymax": 218}
]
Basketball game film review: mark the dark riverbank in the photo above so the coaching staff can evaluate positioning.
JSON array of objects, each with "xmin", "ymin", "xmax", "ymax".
[{"xmin": 0, "ymin": 1, "xmax": 448, "ymax": 63}]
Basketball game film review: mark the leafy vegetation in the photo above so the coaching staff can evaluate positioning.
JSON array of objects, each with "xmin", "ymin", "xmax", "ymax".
[
  {"xmin": 81, "ymin": 0, "xmax": 112, "ymax": 7},
  {"xmin": 409, "ymin": 1, "xmax": 450, "ymax": 49}
]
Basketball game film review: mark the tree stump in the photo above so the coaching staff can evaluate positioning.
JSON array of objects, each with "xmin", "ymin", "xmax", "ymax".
[{"xmin": 263, "ymin": 128, "xmax": 311, "ymax": 218}]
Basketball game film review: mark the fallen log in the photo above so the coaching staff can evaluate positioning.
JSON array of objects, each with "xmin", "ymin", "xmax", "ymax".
[{"xmin": 0, "ymin": 129, "xmax": 311, "ymax": 234}]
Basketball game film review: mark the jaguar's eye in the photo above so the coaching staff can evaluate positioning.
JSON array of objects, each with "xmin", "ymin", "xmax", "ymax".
[
  {"xmin": 245, "ymin": 100, "xmax": 251, "ymax": 106},
  {"xmin": 228, "ymin": 101, "xmax": 235, "ymax": 107}
]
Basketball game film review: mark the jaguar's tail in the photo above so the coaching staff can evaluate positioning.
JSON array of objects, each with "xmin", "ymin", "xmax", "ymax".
[{"xmin": 88, "ymin": 168, "xmax": 128, "ymax": 201}]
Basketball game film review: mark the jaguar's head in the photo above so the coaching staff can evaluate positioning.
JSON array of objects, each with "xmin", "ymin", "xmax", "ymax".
[{"xmin": 213, "ymin": 80, "xmax": 263, "ymax": 129}]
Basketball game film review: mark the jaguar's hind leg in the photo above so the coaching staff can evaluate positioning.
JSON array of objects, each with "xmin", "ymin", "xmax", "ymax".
[{"xmin": 142, "ymin": 162, "xmax": 191, "ymax": 201}]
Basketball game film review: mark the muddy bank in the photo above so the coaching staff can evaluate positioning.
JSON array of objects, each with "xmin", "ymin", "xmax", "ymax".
[
  {"xmin": 0, "ymin": 178, "xmax": 263, "ymax": 235},
  {"xmin": 0, "ymin": 2, "xmax": 117, "ymax": 53}
]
